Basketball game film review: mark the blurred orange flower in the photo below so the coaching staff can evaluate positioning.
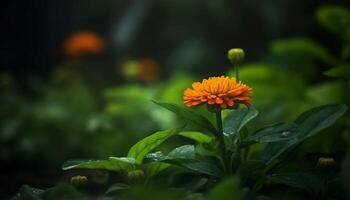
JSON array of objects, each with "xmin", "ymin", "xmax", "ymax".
[
  {"xmin": 138, "ymin": 59, "xmax": 160, "ymax": 82},
  {"xmin": 63, "ymin": 31, "xmax": 105, "ymax": 56},
  {"xmin": 184, "ymin": 76, "xmax": 252, "ymax": 109}
]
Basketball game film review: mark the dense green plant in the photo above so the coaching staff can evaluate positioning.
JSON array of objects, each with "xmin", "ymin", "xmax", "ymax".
[{"xmin": 14, "ymin": 47, "xmax": 348, "ymax": 200}]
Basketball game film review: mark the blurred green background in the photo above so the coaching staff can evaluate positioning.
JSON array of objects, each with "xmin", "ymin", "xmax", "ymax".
[{"xmin": 1, "ymin": 0, "xmax": 350, "ymax": 197}]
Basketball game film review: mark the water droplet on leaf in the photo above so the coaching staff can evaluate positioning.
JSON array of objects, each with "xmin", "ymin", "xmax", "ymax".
[{"xmin": 281, "ymin": 131, "xmax": 291, "ymax": 137}]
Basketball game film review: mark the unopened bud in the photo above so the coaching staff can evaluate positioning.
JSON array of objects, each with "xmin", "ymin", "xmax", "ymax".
[
  {"xmin": 317, "ymin": 157, "xmax": 336, "ymax": 168},
  {"xmin": 121, "ymin": 60, "xmax": 140, "ymax": 79},
  {"xmin": 70, "ymin": 175, "xmax": 88, "ymax": 187},
  {"xmin": 128, "ymin": 169, "xmax": 145, "ymax": 180},
  {"xmin": 227, "ymin": 48, "xmax": 245, "ymax": 65}
]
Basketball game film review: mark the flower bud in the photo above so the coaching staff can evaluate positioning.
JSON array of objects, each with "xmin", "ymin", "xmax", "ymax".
[
  {"xmin": 227, "ymin": 48, "xmax": 245, "ymax": 65},
  {"xmin": 70, "ymin": 175, "xmax": 88, "ymax": 187},
  {"xmin": 127, "ymin": 169, "xmax": 145, "ymax": 180},
  {"xmin": 317, "ymin": 157, "xmax": 336, "ymax": 168},
  {"xmin": 121, "ymin": 60, "xmax": 140, "ymax": 79}
]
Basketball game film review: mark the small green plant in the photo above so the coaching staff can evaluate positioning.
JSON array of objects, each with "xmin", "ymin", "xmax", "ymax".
[{"xmin": 44, "ymin": 48, "xmax": 346, "ymax": 200}]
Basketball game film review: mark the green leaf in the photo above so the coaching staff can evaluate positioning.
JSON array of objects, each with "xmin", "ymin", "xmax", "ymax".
[
  {"xmin": 262, "ymin": 104, "xmax": 347, "ymax": 164},
  {"xmin": 295, "ymin": 104, "xmax": 347, "ymax": 138},
  {"xmin": 145, "ymin": 145, "xmax": 222, "ymax": 178},
  {"xmin": 324, "ymin": 65, "xmax": 350, "ymax": 78},
  {"xmin": 306, "ymin": 81, "xmax": 343, "ymax": 105},
  {"xmin": 243, "ymin": 123, "xmax": 299, "ymax": 144},
  {"xmin": 223, "ymin": 107, "xmax": 258, "ymax": 139},
  {"xmin": 179, "ymin": 131, "xmax": 213, "ymax": 143},
  {"xmin": 62, "ymin": 157, "xmax": 135, "ymax": 172},
  {"xmin": 208, "ymin": 177, "xmax": 242, "ymax": 200},
  {"xmin": 127, "ymin": 126, "xmax": 185, "ymax": 164},
  {"xmin": 143, "ymin": 162, "xmax": 171, "ymax": 178},
  {"xmin": 270, "ymin": 38, "xmax": 337, "ymax": 66},
  {"xmin": 167, "ymin": 145, "xmax": 222, "ymax": 178},
  {"xmin": 168, "ymin": 145, "xmax": 196, "ymax": 159},
  {"xmin": 236, "ymin": 64, "xmax": 306, "ymax": 109},
  {"xmin": 144, "ymin": 145, "xmax": 196, "ymax": 161},
  {"xmin": 13, "ymin": 184, "xmax": 86, "ymax": 200},
  {"xmin": 106, "ymin": 183, "xmax": 130, "ymax": 195},
  {"xmin": 158, "ymin": 73, "xmax": 196, "ymax": 105},
  {"xmin": 153, "ymin": 101, "xmax": 217, "ymax": 135},
  {"xmin": 316, "ymin": 5, "xmax": 350, "ymax": 37},
  {"xmin": 12, "ymin": 185, "xmax": 45, "ymax": 200},
  {"xmin": 43, "ymin": 184, "xmax": 86, "ymax": 199},
  {"xmin": 170, "ymin": 159, "xmax": 223, "ymax": 178},
  {"xmin": 195, "ymin": 142, "xmax": 221, "ymax": 158},
  {"xmin": 267, "ymin": 172, "xmax": 323, "ymax": 195}
]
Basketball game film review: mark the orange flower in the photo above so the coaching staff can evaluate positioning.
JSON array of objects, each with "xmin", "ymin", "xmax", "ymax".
[
  {"xmin": 63, "ymin": 31, "xmax": 105, "ymax": 56},
  {"xmin": 184, "ymin": 76, "xmax": 252, "ymax": 109}
]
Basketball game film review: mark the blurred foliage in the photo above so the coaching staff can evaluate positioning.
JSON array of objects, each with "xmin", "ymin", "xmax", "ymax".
[{"xmin": 1, "ymin": 2, "xmax": 350, "ymax": 200}]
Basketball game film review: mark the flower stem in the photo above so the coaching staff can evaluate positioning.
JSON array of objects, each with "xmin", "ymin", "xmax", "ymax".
[
  {"xmin": 215, "ymin": 110, "xmax": 227, "ymax": 173},
  {"xmin": 234, "ymin": 64, "xmax": 240, "ymax": 110},
  {"xmin": 235, "ymin": 64, "xmax": 240, "ymax": 82}
]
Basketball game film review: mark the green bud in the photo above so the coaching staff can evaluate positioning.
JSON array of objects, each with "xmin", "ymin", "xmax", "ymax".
[
  {"xmin": 121, "ymin": 60, "xmax": 140, "ymax": 79},
  {"xmin": 128, "ymin": 169, "xmax": 145, "ymax": 180},
  {"xmin": 317, "ymin": 157, "xmax": 336, "ymax": 168},
  {"xmin": 128, "ymin": 170, "xmax": 145, "ymax": 184},
  {"xmin": 227, "ymin": 48, "xmax": 245, "ymax": 65},
  {"xmin": 70, "ymin": 175, "xmax": 88, "ymax": 187}
]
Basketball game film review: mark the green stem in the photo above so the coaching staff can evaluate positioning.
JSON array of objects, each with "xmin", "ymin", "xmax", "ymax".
[
  {"xmin": 234, "ymin": 64, "xmax": 240, "ymax": 82},
  {"xmin": 234, "ymin": 64, "xmax": 240, "ymax": 110},
  {"xmin": 215, "ymin": 110, "xmax": 225, "ymax": 151},
  {"xmin": 215, "ymin": 110, "xmax": 227, "ymax": 173}
]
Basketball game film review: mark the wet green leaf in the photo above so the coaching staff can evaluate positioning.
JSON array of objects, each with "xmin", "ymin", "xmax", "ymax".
[
  {"xmin": 128, "ymin": 126, "xmax": 185, "ymax": 164},
  {"xmin": 243, "ymin": 123, "xmax": 299, "ymax": 144},
  {"xmin": 168, "ymin": 145, "xmax": 196, "ymax": 159},
  {"xmin": 262, "ymin": 104, "xmax": 347, "ymax": 164},
  {"xmin": 166, "ymin": 145, "xmax": 222, "ymax": 178},
  {"xmin": 295, "ymin": 104, "xmax": 347, "ymax": 138},
  {"xmin": 62, "ymin": 157, "xmax": 135, "ymax": 172},
  {"xmin": 223, "ymin": 107, "xmax": 258, "ymax": 139},
  {"xmin": 144, "ymin": 145, "xmax": 196, "ymax": 161},
  {"xmin": 171, "ymin": 159, "xmax": 223, "ymax": 178},
  {"xmin": 145, "ymin": 145, "xmax": 222, "ymax": 178}
]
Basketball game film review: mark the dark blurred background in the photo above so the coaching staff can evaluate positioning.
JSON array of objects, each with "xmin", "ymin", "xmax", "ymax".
[
  {"xmin": 2, "ymin": 0, "xmax": 349, "ymax": 80},
  {"xmin": 1, "ymin": 0, "xmax": 350, "ymax": 198}
]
